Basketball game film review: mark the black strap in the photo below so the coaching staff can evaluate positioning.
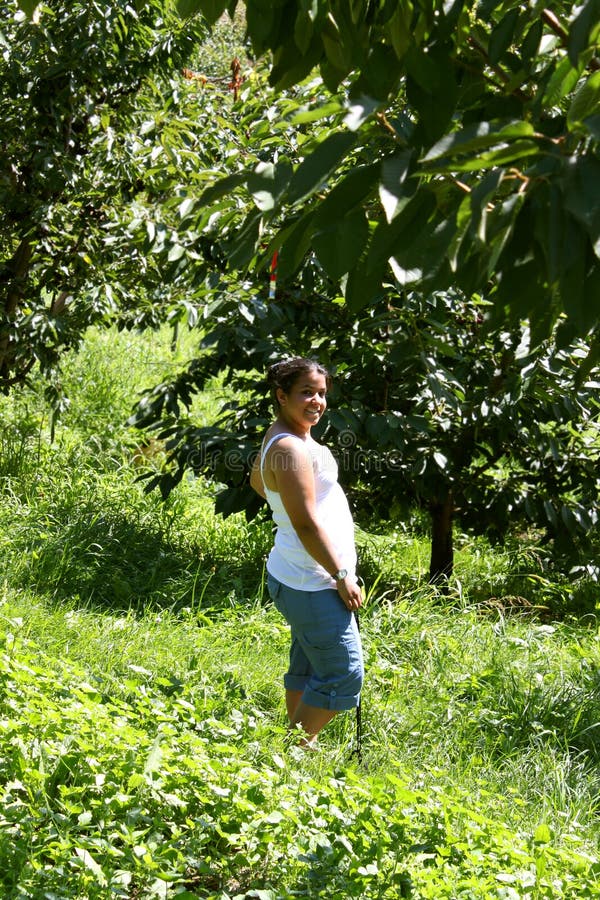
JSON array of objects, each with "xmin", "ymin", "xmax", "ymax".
[{"xmin": 353, "ymin": 610, "xmax": 363, "ymax": 762}]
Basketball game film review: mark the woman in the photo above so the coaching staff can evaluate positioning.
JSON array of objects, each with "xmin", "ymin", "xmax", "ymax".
[{"xmin": 250, "ymin": 357, "xmax": 364, "ymax": 747}]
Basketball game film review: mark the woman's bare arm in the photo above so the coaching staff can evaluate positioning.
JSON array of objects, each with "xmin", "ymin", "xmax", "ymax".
[{"xmin": 270, "ymin": 438, "xmax": 362, "ymax": 609}]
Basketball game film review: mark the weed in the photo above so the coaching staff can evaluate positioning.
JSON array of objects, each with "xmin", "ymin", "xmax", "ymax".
[{"xmin": 1, "ymin": 325, "xmax": 600, "ymax": 897}]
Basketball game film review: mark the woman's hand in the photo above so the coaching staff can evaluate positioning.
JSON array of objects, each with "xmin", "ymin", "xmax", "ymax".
[{"xmin": 337, "ymin": 576, "xmax": 363, "ymax": 611}]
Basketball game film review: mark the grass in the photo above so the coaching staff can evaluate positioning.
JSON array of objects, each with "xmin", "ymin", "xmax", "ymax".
[{"xmin": 1, "ymin": 325, "xmax": 600, "ymax": 898}]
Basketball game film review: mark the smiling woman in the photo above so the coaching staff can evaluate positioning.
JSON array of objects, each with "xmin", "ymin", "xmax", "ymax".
[{"xmin": 250, "ymin": 357, "xmax": 364, "ymax": 748}]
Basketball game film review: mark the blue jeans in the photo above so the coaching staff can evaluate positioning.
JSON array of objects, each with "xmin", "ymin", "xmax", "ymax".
[{"xmin": 267, "ymin": 573, "xmax": 364, "ymax": 711}]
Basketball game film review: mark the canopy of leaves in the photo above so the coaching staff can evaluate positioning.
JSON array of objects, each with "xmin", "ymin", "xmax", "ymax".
[
  {"xmin": 170, "ymin": 0, "xmax": 600, "ymax": 355},
  {"xmin": 0, "ymin": 0, "xmax": 226, "ymax": 398}
]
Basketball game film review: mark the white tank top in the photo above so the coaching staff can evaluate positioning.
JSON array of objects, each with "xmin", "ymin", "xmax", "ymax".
[{"xmin": 260, "ymin": 432, "xmax": 357, "ymax": 591}]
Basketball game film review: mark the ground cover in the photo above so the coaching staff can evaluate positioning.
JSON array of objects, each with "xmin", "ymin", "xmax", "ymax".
[{"xmin": 1, "ymin": 326, "xmax": 599, "ymax": 898}]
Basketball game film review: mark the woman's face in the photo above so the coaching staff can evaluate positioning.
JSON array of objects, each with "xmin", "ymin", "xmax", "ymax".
[{"xmin": 277, "ymin": 368, "xmax": 328, "ymax": 431}]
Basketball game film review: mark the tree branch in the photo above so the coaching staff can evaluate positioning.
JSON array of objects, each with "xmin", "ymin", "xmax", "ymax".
[
  {"xmin": 0, "ymin": 238, "xmax": 33, "ymax": 384},
  {"xmin": 542, "ymin": 7, "xmax": 600, "ymax": 72},
  {"xmin": 3, "ymin": 238, "xmax": 33, "ymax": 317}
]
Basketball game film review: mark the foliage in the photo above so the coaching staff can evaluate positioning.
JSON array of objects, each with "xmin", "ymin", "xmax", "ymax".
[
  {"xmin": 170, "ymin": 0, "xmax": 600, "ymax": 352},
  {"xmin": 3, "ymin": 616, "xmax": 600, "ymax": 898},
  {"xmin": 5, "ymin": 0, "xmax": 599, "ymax": 582},
  {"xmin": 0, "ymin": 327, "xmax": 272, "ymax": 612},
  {"xmin": 2, "ymin": 324, "xmax": 600, "ymax": 896},
  {"xmin": 0, "ymin": 0, "xmax": 245, "ymax": 396},
  {"xmin": 129, "ymin": 285, "xmax": 600, "ymax": 581}
]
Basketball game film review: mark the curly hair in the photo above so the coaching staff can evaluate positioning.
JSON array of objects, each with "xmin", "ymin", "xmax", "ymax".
[{"xmin": 266, "ymin": 357, "xmax": 331, "ymax": 408}]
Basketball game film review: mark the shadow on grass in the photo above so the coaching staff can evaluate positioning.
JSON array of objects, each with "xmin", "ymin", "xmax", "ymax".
[{"xmin": 8, "ymin": 501, "xmax": 268, "ymax": 616}]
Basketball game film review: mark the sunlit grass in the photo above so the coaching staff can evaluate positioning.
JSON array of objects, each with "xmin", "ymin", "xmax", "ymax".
[{"xmin": 1, "ymin": 324, "xmax": 600, "ymax": 897}]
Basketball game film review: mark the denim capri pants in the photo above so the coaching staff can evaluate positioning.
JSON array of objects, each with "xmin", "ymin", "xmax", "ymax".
[{"xmin": 266, "ymin": 573, "xmax": 364, "ymax": 711}]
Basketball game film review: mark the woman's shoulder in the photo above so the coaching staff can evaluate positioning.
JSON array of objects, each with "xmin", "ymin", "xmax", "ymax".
[
  {"xmin": 263, "ymin": 428, "xmax": 307, "ymax": 454},
  {"xmin": 263, "ymin": 430, "xmax": 311, "ymax": 473}
]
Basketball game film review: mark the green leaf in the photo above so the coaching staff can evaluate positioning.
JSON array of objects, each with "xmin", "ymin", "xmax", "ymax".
[
  {"xmin": 563, "ymin": 156, "xmax": 600, "ymax": 257},
  {"xmin": 276, "ymin": 210, "xmax": 316, "ymax": 280},
  {"xmin": 74, "ymin": 848, "xmax": 108, "ymax": 886},
  {"xmin": 285, "ymin": 131, "xmax": 357, "ymax": 205},
  {"xmin": 379, "ymin": 150, "xmax": 413, "ymax": 223},
  {"xmin": 312, "ymin": 209, "xmax": 369, "ymax": 280},
  {"xmin": 422, "ymin": 120, "xmax": 536, "ymax": 163},
  {"xmin": 568, "ymin": 0, "xmax": 600, "ymax": 68},
  {"xmin": 533, "ymin": 824, "xmax": 552, "ymax": 844},
  {"xmin": 520, "ymin": 18, "xmax": 543, "ymax": 67},
  {"xmin": 558, "ymin": 217, "xmax": 589, "ymax": 331},
  {"xmin": 322, "ymin": 29, "xmax": 352, "ymax": 75},
  {"xmin": 201, "ymin": 0, "xmax": 230, "ymax": 23},
  {"xmin": 247, "ymin": 160, "xmax": 292, "ymax": 212},
  {"xmin": 488, "ymin": 7, "xmax": 520, "ymax": 65},
  {"xmin": 405, "ymin": 46, "xmax": 458, "ymax": 144},
  {"xmin": 544, "ymin": 499, "xmax": 558, "ymax": 527},
  {"xmin": 294, "ymin": 8, "xmax": 314, "ymax": 55},
  {"xmin": 352, "ymin": 44, "xmax": 402, "ymax": 102},
  {"xmin": 385, "ymin": 2, "xmax": 414, "ymax": 60},
  {"xmin": 178, "ymin": 197, "xmax": 196, "ymax": 219},
  {"xmin": 463, "ymin": 169, "xmax": 505, "ymax": 244},
  {"xmin": 344, "ymin": 254, "xmax": 385, "ymax": 313},
  {"xmin": 168, "ymin": 243, "xmax": 186, "ymax": 261},
  {"xmin": 567, "ymin": 71, "xmax": 600, "ymax": 131},
  {"xmin": 541, "ymin": 56, "xmax": 582, "ymax": 109},
  {"xmin": 344, "ymin": 94, "xmax": 381, "ymax": 131},
  {"xmin": 314, "ymin": 162, "xmax": 379, "ymax": 227},
  {"xmin": 199, "ymin": 172, "xmax": 248, "ymax": 206},
  {"xmin": 144, "ymin": 735, "xmax": 163, "ymax": 776},
  {"xmin": 496, "ymin": 257, "xmax": 553, "ymax": 341},
  {"xmin": 476, "ymin": 0, "xmax": 504, "ymax": 17},
  {"xmin": 227, "ymin": 211, "xmax": 262, "ymax": 270},
  {"xmin": 486, "ymin": 192, "xmax": 527, "ymax": 276},
  {"xmin": 287, "ymin": 100, "xmax": 344, "ymax": 126},
  {"xmin": 581, "ymin": 113, "xmax": 600, "ymax": 140},
  {"xmin": 433, "ymin": 451, "xmax": 448, "ymax": 470},
  {"xmin": 439, "ymin": 140, "xmax": 541, "ymax": 173},
  {"xmin": 320, "ymin": 57, "xmax": 349, "ymax": 93},
  {"xmin": 582, "ymin": 266, "xmax": 600, "ymax": 330},
  {"xmin": 271, "ymin": 33, "xmax": 323, "ymax": 90},
  {"xmin": 390, "ymin": 214, "xmax": 456, "ymax": 286},
  {"xmin": 178, "ymin": 0, "xmax": 228, "ymax": 17},
  {"xmin": 215, "ymin": 484, "xmax": 259, "ymax": 518},
  {"xmin": 539, "ymin": 183, "xmax": 564, "ymax": 284},
  {"xmin": 367, "ymin": 191, "xmax": 437, "ymax": 272},
  {"xmin": 16, "ymin": 0, "xmax": 40, "ymax": 18}
]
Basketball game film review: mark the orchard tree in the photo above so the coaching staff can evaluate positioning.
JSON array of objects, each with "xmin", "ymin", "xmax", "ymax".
[
  {"xmin": 167, "ymin": 0, "xmax": 600, "ymax": 352},
  {"xmin": 0, "ymin": 0, "xmax": 245, "ymax": 401},
  {"xmin": 124, "ymin": 0, "xmax": 600, "ymax": 580},
  {"xmin": 130, "ymin": 285, "xmax": 600, "ymax": 583}
]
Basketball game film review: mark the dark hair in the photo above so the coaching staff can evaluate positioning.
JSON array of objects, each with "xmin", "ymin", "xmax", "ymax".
[{"xmin": 266, "ymin": 357, "xmax": 331, "ymax": 408}]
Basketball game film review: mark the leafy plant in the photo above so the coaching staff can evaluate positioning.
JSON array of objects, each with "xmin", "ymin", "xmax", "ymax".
[
  {"xmin": 3, "ymin": 315, "xmax": 600, "ymax": 899},
  {"xmin": 163, "ymin": 0, "xmax": 600, "ymax": 351},
  {"xmin": 130, "ymin": 285, "xmax": 600, "ymax": 585}
]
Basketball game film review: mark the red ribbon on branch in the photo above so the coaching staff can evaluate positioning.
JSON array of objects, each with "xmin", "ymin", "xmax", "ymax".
[{"xmin": 269, "ymin": 250, "xmax": 278, "ymax": 299}]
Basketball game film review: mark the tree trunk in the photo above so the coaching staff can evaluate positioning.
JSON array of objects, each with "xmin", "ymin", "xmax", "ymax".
[
  {"xmin": 0, "ymin": 238, "xmax": 33, "ymax": 386},
  {"xmin": 429, "ymin": 491, "xmax": 454, "ymax": 588}
]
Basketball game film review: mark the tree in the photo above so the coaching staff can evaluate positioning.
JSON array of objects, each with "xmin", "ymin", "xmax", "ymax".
[
  {"xmin": 169, "ymin": 0, "xmax": 600, "ymax": 354},
  {"xmin": 130, "ymin": 284, "xmax": 600, "ymax": 583},
  {"xmin": 122, "ymin": 1, "xmax": 600, "ymax": 581},
  {"xmin": 1, "ymin": 0, "xmax": 235, "ymax": 400}
]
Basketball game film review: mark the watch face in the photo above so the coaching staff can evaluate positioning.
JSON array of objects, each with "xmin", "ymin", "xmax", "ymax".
[{"xmin": 336, "ymin": 568, "xmax": 348, "ymax": 580}]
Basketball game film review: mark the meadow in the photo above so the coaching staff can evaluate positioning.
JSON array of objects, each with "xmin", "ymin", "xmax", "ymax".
[{"xmin": 1, "ymin": 325, "xmax": 599, "ymax": 899}]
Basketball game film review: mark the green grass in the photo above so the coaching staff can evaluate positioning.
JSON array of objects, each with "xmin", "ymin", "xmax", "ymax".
[{"xmin": 1, "ymin": 325, "xmax": 600, "ymax": 898}]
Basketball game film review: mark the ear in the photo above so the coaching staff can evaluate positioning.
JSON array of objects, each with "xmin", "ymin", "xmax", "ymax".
[{"xmin": 276, "ymin": 387, "xmax": 287, "ymax": 406}]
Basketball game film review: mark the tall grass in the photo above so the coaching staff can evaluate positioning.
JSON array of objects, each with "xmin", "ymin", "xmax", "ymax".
[{"xmin": 1, "ymin": 325, "xmax": 600, "ymax": 898}]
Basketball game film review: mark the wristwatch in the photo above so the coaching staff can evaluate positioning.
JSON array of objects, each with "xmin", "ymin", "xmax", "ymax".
[{"xmin": 333, "ymin": 568, "xmax": 348, "ymax": 581}]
